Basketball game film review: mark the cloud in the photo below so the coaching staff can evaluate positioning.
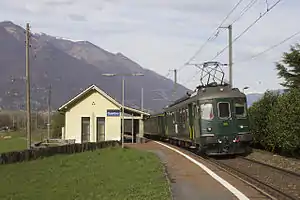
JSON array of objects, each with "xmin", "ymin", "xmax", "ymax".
[
  {"xmin": 68, "ymin": 14, "xmax": 87, "ymax": 22},
  {"xmin": 44, "ymin": 0, "xmax": 74, "ymax": 6},
  {"xmin": 0, "ymin": 0, "xmax": 299, "ymax": 94}
]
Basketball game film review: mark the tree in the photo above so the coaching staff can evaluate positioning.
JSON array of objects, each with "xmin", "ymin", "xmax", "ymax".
[
  {"xmin": 276, "ymin": 43, "xmax": 300, "ymax": 89},
  {"xmin": 0, "ymin": 114, "xmax": 11, "ymax": 128},
  {"xmin": 51, "ymin": 112, "xmax": 65, "ymax": 138}
]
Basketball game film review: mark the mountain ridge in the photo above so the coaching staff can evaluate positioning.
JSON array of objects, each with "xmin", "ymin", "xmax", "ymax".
[
  {"xmin": 0, "ymin": 21, "xmax": 190, "ymax": 113},
  {"xmin": 0, "ymin": 21, "xmax": 282, "ymax": 112}
]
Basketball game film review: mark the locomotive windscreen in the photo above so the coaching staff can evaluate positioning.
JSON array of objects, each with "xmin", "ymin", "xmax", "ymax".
[{"xmin": 234, "ymin": 97, "xmax": 247, "ymax": 117}]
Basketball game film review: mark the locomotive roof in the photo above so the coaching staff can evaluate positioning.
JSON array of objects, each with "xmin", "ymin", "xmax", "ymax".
[{"xmin": 163, "ymin": 85, "xmax": 245, "ymax": 111}]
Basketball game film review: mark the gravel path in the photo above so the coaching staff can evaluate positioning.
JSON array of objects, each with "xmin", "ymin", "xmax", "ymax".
[
  {"xmin": 246, "ymin": 149, "xmax": 300, "ymax": 174},
  {"xmin": 218, "ymin": 157, "xmax": 300, "ymax": 199}
]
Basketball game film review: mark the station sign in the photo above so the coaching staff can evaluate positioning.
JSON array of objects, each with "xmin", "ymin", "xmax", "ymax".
[{"xmin": 107, "ymin": 109, "xmax": 120, "ymax": 116}]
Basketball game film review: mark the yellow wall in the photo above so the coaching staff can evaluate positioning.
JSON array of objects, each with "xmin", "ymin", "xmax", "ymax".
[{"xmin": 64, "ymin": 91, "xmax": 121, "ymax": 143}]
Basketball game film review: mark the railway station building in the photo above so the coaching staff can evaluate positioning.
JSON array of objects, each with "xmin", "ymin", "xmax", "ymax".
[{"xmin": 57, "ymin": 84, "xmax": 149, "ymax": 143}]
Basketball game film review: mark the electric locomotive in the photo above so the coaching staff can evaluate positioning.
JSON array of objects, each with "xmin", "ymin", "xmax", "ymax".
[{"xmin": 144, "ymin": 62, "xmax": 253, "ymax": 156}]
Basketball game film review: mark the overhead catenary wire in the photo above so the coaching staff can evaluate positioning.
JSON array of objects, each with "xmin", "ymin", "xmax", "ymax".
[
  {"xmin": 231, "ymin": 0, "xmax": 259, "ymax": 25},
  {"xmin": 235, "ymin": 30, "xmax": 300, "ymax": 63},
  {"xmin": 184, "ymin": 0, "xmax": 283, "ymax": 88},
  {"xmin": 164, "ymin": 0, "xmax": 246, "ymax": 78},
  {"xmin": 211, "ymin": 0, "xmax": 282, "ymax": 61},
  {"xmin": 182, "ymin": 0, "xmax": 258, "ymax": 86},
  {"xmin": 164, "ymin": 0, "xmax": 247, "ymax": 79},
  {"xmin": 181, "ymin": 0, "xmax": 245, "ymax": 69}
]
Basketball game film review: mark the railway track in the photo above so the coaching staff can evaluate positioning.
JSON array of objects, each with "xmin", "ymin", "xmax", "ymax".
[
  {"xmin": 204, "ymin": 156, "xmax": 300, "ymax": 200},
  {"xmin": 146, "ymin": 135, "xmax": 300, "ymax": 200}
]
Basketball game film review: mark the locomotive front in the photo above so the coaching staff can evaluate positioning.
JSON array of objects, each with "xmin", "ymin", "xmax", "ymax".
[{"xmin": 197, "ymin": 86, "xmax": 253, "ymax": 156}]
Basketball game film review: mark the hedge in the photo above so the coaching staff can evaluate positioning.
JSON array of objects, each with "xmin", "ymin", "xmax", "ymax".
[
  {"xmin": 0, "ymin": 140, "xmax": 120, "ymax": 165},
  {"xmin": 248, "ymin": 89, "xmax": 300, "ymax": 156}
]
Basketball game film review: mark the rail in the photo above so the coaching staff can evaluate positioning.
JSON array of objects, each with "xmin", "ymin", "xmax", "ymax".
[{"xmin": 205, "ymin": 156, "xmax": 299, "ymax": 200}]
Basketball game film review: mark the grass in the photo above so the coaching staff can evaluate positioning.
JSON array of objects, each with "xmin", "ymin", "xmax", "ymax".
[
  {"xmin": 0, "ymin": 147, "xmax": 171, "ymax": 200},
  {"xmin": 0, "ymin": 130, "xmax": 48, "ymax": 153},
  {"xmin": 0, "ymin": 136, "xmax": 27, "ymax": 153}
]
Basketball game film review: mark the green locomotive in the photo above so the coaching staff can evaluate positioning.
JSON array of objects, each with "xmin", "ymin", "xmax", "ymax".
[{"xmin": 144, "ymin": 62, "xmax": 253, "ymax": 156}]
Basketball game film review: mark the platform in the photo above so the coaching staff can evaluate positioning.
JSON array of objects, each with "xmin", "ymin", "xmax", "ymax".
[{"xmin": 126, "ymin": 141, "xmax": 269, "ymax": 200}]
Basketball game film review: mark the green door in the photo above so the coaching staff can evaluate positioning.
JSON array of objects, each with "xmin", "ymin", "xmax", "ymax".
[
  {"xmin": 216, "ymin": 99, "xmax": 235, "ymax": 136},
  {"xmin": 193, "ymin": 103, "xmax": 201, "ymax": 140},
  {"xmin": 188, "ymin": 104, "xmax": 194, "ymax": 140}
]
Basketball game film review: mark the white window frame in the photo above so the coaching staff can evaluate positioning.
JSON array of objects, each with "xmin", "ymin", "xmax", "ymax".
[{"xmin": 217, "ymin": 102, "xmax": 231, "ymax": 119}]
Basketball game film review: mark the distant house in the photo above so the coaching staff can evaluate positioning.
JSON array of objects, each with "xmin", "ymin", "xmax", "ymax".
[{"xmin": 58, "ymin": 85, "xmax": 149, "ymax": 143}]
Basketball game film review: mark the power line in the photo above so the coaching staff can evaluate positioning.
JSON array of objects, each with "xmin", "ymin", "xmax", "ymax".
[
  {"xmin": 182, "ymin": 0, "xmax": 245, "ymax": 68},
  {"xmin": 164, "ymin": 0, "xmax": 247, "ymax": 79},
  {"xmin": 169, "ymin": 0, "xmax": 246, "ymax": 76},
  {"xmin": 186, "ymin": 28, "xmax": 298, "ymax": 87},
  {"xmin": 211, "ymin": 0, "xmax": 282, "ymax": 60},
  {"xmin": 235, "ymin": 30, "xmax": 300, "ymax": 63},
  {"xmin": 231, "ymin": 0, "xmax": 259, "ymax": 25}
]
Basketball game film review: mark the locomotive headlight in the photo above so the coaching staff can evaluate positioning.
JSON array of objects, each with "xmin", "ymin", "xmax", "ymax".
[
  {"xmin": 207, "ymin": 127, "xmax": 212, "ymax": 132},
  {"xmin": 240, "ymin": 125, "xmax": 244, "ymax": 129}
]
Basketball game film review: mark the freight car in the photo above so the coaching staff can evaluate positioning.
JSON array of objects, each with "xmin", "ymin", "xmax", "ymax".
[{"xmin": 144, "ymin": 82, "xmax": 253, "ymax": 156}]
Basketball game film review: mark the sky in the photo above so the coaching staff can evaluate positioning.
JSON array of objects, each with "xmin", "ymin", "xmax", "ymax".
[{"xmin": 0, "ymin": 0, "xmax": 299, "ymax": 94}]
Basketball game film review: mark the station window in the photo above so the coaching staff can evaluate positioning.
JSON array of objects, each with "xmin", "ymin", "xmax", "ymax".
[
  {"xmin": 201, "ymin": 104, "xmax": 214, "ymax": 120},
  {"xmin": 218, "ymin": 102, "xmax": 231, "ymax": 118}
]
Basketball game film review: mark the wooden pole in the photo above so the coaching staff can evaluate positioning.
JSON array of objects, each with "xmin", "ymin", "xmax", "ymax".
[{"xmin": 25, "ymin": 23, "xmax": 32, "ymax": 149}]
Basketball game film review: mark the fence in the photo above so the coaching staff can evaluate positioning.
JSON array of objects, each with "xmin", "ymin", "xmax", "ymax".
[{"xmin": 0, "ymin": 140, "xmax": 120, "ymax": 165}]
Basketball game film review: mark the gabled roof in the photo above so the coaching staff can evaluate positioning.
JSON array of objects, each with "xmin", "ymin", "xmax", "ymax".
[{"xmin": 58, "ymin": 84, "xmax": 149, "ymax": 116}]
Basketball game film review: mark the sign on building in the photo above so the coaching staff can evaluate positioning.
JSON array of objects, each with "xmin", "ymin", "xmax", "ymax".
[{"xmin": 107, "ymin": 109, "xmax": 121, "ymax": 116}]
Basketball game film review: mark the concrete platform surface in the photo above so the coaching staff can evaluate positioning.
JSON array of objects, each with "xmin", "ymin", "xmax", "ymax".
[{"xmin": 126, "ymin": 141, "xmax": 269, "ymax": 200}]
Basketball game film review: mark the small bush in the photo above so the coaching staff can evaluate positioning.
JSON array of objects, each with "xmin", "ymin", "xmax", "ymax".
[
  {"xmin": 267, "ymin": 89, "xmax": 300, "ymax": 155},
  {"xmin": 248, "ymin": 90, "xmax": 280, "ymax": 150}
]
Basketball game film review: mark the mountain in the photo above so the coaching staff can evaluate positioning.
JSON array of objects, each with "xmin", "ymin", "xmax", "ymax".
[
  {"xmin": 246, "ymin": 89, "xmax": 286, "ymax": 107},
  {"xmin": 246, "ymin": 93, "xmax": 264, "ymax": 107},
  {"xmin": 0, "ymin": 21, "xmax": 190, "ymax": 113}
]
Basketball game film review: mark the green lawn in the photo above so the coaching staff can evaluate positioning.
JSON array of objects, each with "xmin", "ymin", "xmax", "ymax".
[
  {"xmin": 0, "ymin": 147, "xmax": 171, "ymax": 200},
  {"xmin": 0, "ymin": 130, "xmax": 47, "ymax": 153},
  {"xmin": 0, "ymin": 136, "xmax": 27, "ymax": 153}
]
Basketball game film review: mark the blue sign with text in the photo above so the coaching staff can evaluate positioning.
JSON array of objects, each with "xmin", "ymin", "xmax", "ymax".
[{"xmin": 107, "ymin": 109, "xmax": 120, "ymax": 116}]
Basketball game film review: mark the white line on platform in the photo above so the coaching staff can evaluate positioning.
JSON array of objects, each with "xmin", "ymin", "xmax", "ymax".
[{"xmin": 154, "ymin": 141, "xmax": 249, "ymax": 200}]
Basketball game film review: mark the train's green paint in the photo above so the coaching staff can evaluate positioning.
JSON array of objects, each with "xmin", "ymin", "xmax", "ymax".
[{"xmin": 144, "ymin": 84, "xmax": 253, "ymax": 156}]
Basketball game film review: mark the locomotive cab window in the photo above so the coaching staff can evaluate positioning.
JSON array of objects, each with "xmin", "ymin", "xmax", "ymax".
[
  {"xmin": 218, "ymin": 102, "xmax": 231, "ymax": 118},
  {"xmin": 235, "ymin": 103, "xmax": 246, "ymax": 117},
  {"xmin": 201, "ymin": 103, "xmax": 214, "ymax": 120}
]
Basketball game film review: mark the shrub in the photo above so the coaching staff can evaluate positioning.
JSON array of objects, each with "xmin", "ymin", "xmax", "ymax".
[
  {"xmin": 248, "ymin": 90, "xmax": 280, "ymax": 150},
  {"xmin": 267, "ymin": 89, "xmax": 300, "ymax": 155}
]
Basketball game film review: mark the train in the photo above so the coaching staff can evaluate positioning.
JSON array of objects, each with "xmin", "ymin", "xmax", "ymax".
[{"xmin": 144, "ymin": 82, "xmax": 253, "ymax": 156}]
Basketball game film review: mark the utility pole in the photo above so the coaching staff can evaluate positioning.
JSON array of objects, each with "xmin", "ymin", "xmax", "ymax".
[
  {"xmin": 102, "ymin": 73, "xmax": 144, "ymax": 148},
  {"xmin": 25, "ymin": 23, "xmax": 32, "ymax": 149},
  {"xmin": 131, "ymin": 113, "xmax": 134, "ymax": 144},
  {"xmin": 173, "ymin": 69, "xmax": 177, "ymax": 101},
  {"xmin": 36, "ymin": 111, "xmax": 38, "ymax": 130},
  {"xmin": 47, "ymin": 84, "xmax": 51, "ymax": 140},
  {"xmin": 228, "ymin": 24, "xmax": 233, "ymax": 87},
  {"xmin": 141, "ymin": 87, "xmax": 144, "ymax": 112},
  {"xmin": 219, "ymin": 25, "xmax": 233, "ymax": 87},
  {"xmin": 121, "ymin": 77, "xmax": 125, "ymax": 148},
  {"xmin": 12, "ymin": 115, "xmax": 15, "ymax": 128}
]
